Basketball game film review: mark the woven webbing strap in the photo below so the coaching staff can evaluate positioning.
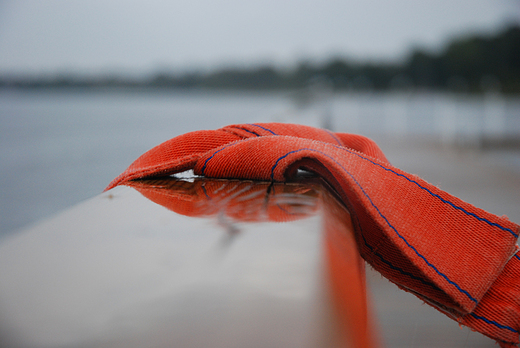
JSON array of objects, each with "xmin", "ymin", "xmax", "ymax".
[{"xmin": 106, "ymin": 123, "xmax": 520, "ymax": 346}]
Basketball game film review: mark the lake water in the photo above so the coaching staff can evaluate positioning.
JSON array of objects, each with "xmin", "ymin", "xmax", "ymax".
[{"xmin": 1, "ymin": 89, "xmax": 519, "ymax": 237}]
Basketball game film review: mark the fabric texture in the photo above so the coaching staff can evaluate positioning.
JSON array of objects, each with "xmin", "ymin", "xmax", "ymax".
[{"xmin": 107, "ymin": 123, "xmax": 520, "ymax": 347}]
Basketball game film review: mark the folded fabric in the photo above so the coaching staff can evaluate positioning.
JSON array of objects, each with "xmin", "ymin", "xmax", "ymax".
[{"xmin": 106, "ymin": 123, "xmax": 520, "ymax": 347}]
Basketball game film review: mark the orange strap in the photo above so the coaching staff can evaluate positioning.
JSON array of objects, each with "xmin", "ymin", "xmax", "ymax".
[{"xmin": 107, "ymin": 123, "xmax": 520, "ymax": 347}]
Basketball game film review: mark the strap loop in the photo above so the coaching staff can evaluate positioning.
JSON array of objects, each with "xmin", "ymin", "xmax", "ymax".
[{"xmin": 108, "ymin": 123, "xmax": 520, "ymax": 346}]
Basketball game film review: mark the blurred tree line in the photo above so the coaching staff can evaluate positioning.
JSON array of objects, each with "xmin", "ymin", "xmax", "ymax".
[
  {"xmin": 2, "ymin": 25, "xmax": 519, "ymax": 93},
  {"xmin": 406, "ymin": 25, "xmax": 520, "ymax": 93}
]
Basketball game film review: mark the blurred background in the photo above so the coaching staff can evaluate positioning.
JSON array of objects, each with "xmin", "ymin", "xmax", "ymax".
[{"xmin": 0, "ymin": 1, "xmax": 519, "ymax": 346}]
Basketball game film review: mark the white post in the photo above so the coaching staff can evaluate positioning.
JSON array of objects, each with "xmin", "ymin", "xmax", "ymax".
[
  {"xmin": 385, "ymin": 94, "xmax": 408, "ymax": 137},
  {"xmin": 436, "ymin": 94, "xmax": 458, "ymax": 146},
  {"xmin": 483, "ymin": 93, "xmax": 506, "ymax": 140}
]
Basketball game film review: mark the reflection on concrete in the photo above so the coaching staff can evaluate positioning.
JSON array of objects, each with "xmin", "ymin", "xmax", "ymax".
[{"xmin": 0, "ymin": 178, "xmax": 375, "ymax": 348}]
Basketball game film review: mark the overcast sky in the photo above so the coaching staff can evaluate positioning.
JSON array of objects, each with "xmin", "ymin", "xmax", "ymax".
[{"xmin": 0, "ymin": 0, "xmax": 519, "ymax": 75}]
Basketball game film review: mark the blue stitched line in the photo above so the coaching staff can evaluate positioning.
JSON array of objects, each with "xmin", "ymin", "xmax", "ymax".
[
  {"xmin": 324, "ymin": 129, "xmax": 343, "ymax": 146},
  {"xmin": 498, "ymin": 339, "xmax": 518, "ymax": 346},
  {"xmin": 234, "ymin": 127, "xmax": 260, "ymax": 137},
  {"xmin": 248, "ymin": 123, "xmax": 277, "ymax": 135},
  {"xmin": 514, "ymin": 253, "xmax": 520, "ymax": 261},
  {"xmin": 200, "ymin": 143, "xmax": 236, "ymax": 176},
  {"xmin": 360, "ymin": 210, "xmax": 519, "ymax": 337},
  {"xmin": 361, "ymin": 233, "xmax": 441, "ymax": 290},
  {"xmin": 201, "ymin": 185, "xmax": 211, "ymax": 200},
  {"xmin": 203, "ymin": 139, "xmax": 515, "ymax": 335},
  {"xmin": 325, "ymin": 143, "xmax": 518, "ymax": 239},
  {"xmin": 272, "ymin": 147, "xmax": 520, "ymax": 333},
  {"xmin": 350, "ymin": 203, "xmax": 440, "ymax": 290},
  {"xmin": 276, "ymin": 203, "xmax": 300, "ymax": 215},
  {"xmin": 470, "ymin": 313, "xmax": 519, "ymax": 334},
  {"xmin": 271, "ymin": 147, "xmax": 478, "ymax": 304},
  {"xmin": 348, "ymin": 196, "xmax": 443, "ymax": 291},
  {"xmin": 270, "ymin": 150, "xmax": 298, "ymax": 180}
]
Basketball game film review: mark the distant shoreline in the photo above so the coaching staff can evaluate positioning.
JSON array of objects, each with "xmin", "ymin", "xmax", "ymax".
[{"xmin": 1, "ymin": 25, "xmax": 520, "ymax": 95}]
